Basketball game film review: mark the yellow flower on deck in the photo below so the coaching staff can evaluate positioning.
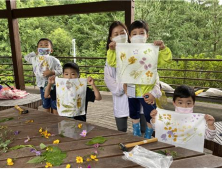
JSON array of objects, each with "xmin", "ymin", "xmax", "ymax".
[
  {"xmin": 66, "ymin": 164, "xmax": 71, "ymax": 168},
  {"xmin": 39, "ymin": 128, "xmax": 43, "ymax": 133},
  {"xmin": 90, "ymin": 154, "xmax": 98, "ymax": 161},
  {"xmin": 53, "ymin": 139, "xmax": 60, "ymax": 144},
  {"xmin": 7, "ymin": 158, "xmax": 14, "ymax": 166},
  {"xmin": 86, "ymin": 158, "xmax": 92, "ymax": 162},
  {"xmin": 76, "ymin": 156, "xmax": 83, "ymax": 163},
  {"xmin": 45, "ymin": 162, "xmax": 53, "ymax": 168},
  {"xmin": 46, "ymin": 147, "xmax": 53, "ymax": 151},
  {"xmin": 128, "ymin": 56, "xmax": 137, "ymax": 65},
  {"xmin": 78, "ymin": 124, "xmax": 82, "ymax": 129}
]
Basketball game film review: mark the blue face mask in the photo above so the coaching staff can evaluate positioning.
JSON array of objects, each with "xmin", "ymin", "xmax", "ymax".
[{"xmin": 38, "ymin": 48, "xmax": 51, "ymax": 55}]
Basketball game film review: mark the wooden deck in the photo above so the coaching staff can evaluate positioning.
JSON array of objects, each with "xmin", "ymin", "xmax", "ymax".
[{"xmin": 1, "ymin": 107, "xmax": 222, "ymax": 168}]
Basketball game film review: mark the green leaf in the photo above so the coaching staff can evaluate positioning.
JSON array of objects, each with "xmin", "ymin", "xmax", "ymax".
[
  {"xmin": 62, "ymin": 104, "xmax": 73, "ymax": 108},
  {"xmin": 0, "ymin": 117, "xmax": 14, "ymax": 123},
  {"xmin": 45, "ymin": 146, "xmax": 67, "ymax": 166},
  {"xmin": 40, "ymin": 143, "xmax": 47, "ymax": 150},
  {"xmin": 9, "ymin": 145, "xmax": 35, "ymax": 150},
  {"xmin": 61, "ymin": 109, "xmax": 73, "ymax": 113},
  {"xmin": 86, "ymin": 136, "xmax": 107, "ymax": 145},
  {"xmin": 27, "ymin": 156, "xmax": 46, "ymax": 164}
]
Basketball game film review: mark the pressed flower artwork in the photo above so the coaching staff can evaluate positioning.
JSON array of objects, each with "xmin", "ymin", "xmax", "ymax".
[
  {"xmin": 55, "ymin": 77, "xmax": 87, "ymax": 117},
  {"xmin": 155, "ymin": 109, "xmax": 205, "ymax": 152},
  {"xmin": 116, "ymin": 43, "xmax": 159, "ymax": 85}
]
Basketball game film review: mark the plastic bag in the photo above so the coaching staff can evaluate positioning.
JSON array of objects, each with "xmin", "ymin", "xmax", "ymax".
[{"xmin": 123, "ymin": 145, "xmax": 173, "ymax": 168}]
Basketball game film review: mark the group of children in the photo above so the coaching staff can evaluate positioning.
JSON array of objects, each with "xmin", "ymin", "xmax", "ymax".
[{"xmin": 25, "ymin": 20, "xmax": 216, "ymax": 142}]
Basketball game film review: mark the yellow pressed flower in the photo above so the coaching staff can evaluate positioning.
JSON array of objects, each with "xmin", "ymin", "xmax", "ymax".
[
  {"xmin": 173, "ymin": 138, "xmax": 177, "ymax": 142},
  {"xmin": 90, "ymin": 154, "xmax": 97, "ymax": 160},
  {"xmin": 7, "ymin": 158, "xmax": 14, "ymax": 166},
  {"xmin": 46, "ymin": 147, "xmax": 53, "ymax": 151},
  {"xmin": 66, "ymin": 164, "xmax": 71, "ymax": 168},
  {"xmin": 78, "ymin": 124, "xmax": 82, "ymax": 129},
  {"xmin": 39, "ymin": 128, "xmax": 43, "ymax": 133},
  {"xmin": 169, "ymin": 127, "xmax": 172, "ymax": 130},
  {"xmin": 45, "ymin": 162, "xmax": 53, "ymax": 168},
  {"xmin": 120, "ymin": 52, "xmax": 126, "ymax": 61},
  {"xmin": 168, "ymin": 134, "xmax": 171, "ymax": 138},
  {"xmin": 76, "ymin": 156, "xmax": 83, "ymax": 163},
  {"xmin": 164, "ymin": 127, "xmax": 168, "ymax": 130},
  {"xmin": 56, "ymin": 83, "xmax": 59, "ymax": 87},
  {"xmin": 53, "ymin": 139, "xmax": 60, "ymax": 144},
  {"xmin": 128, "ymin": 56, "xmax": 137, "ymax": 64}
]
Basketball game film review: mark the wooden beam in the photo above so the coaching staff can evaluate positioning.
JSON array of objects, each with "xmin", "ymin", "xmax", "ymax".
[
  {"xmin": 12, "ymin": 1, "xmax": 127, "ymax": 18},
  {"xmin": 0, "ymin": 10, "xmax": 7, "ymax": 18},
  {"xmin": 125, "ymin": 0, "xmax": 134, "ymax": 29},
  {"xmin": 6, "ymin": 0, "xmax": 25, "ymax": 90}
]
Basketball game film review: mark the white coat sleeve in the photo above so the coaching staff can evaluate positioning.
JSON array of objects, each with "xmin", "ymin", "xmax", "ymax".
[
  {"xmin": 53, "ymin": 57, "xmax": 63, "ymax": 76},
  {"xmin": 104, "ymin": 63, "xmax": 125, "ymax": 97},
  {"xmin": 150, "ymin": 74, "xmax": 162, "ymax": 99},
  {"xmin": 24, "ymin": 52, "xmax": 36, "ymax": 64}
]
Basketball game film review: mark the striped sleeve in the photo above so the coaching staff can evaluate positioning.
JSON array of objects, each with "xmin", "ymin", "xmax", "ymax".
[{"xmin": 205, "ymin": 125, "xmax": 217, "ymax": 141}]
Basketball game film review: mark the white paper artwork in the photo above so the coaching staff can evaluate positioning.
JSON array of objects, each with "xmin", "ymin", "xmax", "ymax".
[
  {"xmin": 55, "ymin": 77, "xmax": 87, "ymax": 117},
  {"xmin": 155, "ymin": 109, "xmax": 206, "ymax": 153},
  {"xmin": 116, "ymin": 43, "xmax": 159, "ymax": 84}
]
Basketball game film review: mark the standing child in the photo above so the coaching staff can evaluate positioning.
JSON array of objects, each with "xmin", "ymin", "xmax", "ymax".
[
  {"xmin": 44, "ymin": 62, "xmax": 102, "ymax": 122},
  {"xmin": 105, "ymin": 21, "xmax": 150, "ymax": 133},
  {"xmin": 24, "ymin": 38, "xmax": 62, "ymax": 114},
  {"xmin": 106, "ymin": 20, "xmax": 172, "ymax": 138},
  {"xmin": 150, "ymin": 85, "xmax": 216, "ymax": 141}
]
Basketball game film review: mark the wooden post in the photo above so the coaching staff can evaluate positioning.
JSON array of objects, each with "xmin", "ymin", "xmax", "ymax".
[
  {"xmin": 6, "ymin": 0, "xmax": 25, "ymax": 90},
  {"xmin": 125, "ymin": 0, "xmax": 134, "ymax": 30}
]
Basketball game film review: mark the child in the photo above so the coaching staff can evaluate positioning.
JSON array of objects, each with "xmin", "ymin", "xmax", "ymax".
[
  {"xmin": 105, "ymin": 21, "xmax": 149, "ymax": 133},
  {"xmin": 24, "ymin": 38, "xmax": 62, "ymax": 114},
  {"xmin": 44, "ymin": 62, "xmax": 102, "ymax": 122},
  {"xmin": 106, "ymin": 20, "xmax": 172, "ymax": 138},
  {"xmin": 150, "ymin": 85, "xmax": 217, "ymax": 141}
]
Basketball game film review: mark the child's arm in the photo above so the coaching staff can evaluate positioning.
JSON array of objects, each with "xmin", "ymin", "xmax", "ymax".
[
  {"xmin": 44, "ymin": 75, "xmax": 55, "ymax": 98},
  {"xmin": 87, "ymin": 77, "xmax": 102, "ymax": 100},
  {"xmin": 24, "ymin": 52, "xmax": 36, "ymax": 64},
  {"xmin": 107, "ymin": 42, "xmax": 117, "ymax": 67},
  {"xmin": 154, "ymin": 40, "xmax": 172, "ymax": 67},
  {"xmin": 150, "ymin": 109, "xmax": 158, "ymax": 130},
  {"xmin": 205, "ymin": 114, "xmax": 216, "ymax": 130},
  {"xmin": 43, "ymin": 58, "xmax": 63, "ymax": 77},
  {"xmin": 104, "ymin": 63, "xmax": 125, "ymax": 96}
]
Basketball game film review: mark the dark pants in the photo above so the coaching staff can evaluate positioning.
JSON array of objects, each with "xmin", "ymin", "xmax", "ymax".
[
  {"xmin": 128, "ymin": 98, "xmax": 156, "ymax": 123},
  {"xmin": 68, "ymin": 115, "xmax": 86, "ymax": 122}
]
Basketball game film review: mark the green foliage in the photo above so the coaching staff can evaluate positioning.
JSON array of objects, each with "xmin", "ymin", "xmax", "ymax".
[
  {"xmin": 0, "ymin": 117, "xmax": 13, "ymax": 123},
  {"xmin": 0, "ymin": 129, "xmax": 13, "ymax": 153},
  {"xmin": 9, "ymin": 145, "xmax": 35, "ymax": 150},
  {"xmin": 86, "ymin": 136, "xmax": 107, "ymax": 145}
]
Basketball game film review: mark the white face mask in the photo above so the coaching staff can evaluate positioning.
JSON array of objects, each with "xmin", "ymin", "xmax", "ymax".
[
  {"xmin": 175, "ymin": 106, "xmax": 194, "ymax": 114},
  {"xmin": 38, "ymin": 48, "xmax": 51, "ymax": 55},
  {"xmin": 112, "ymin": 34, "xmax": 127, "ymax": 43},
  {"xmin": 131, "ymin": 35, "xmax": 147, "ymax": 43}
]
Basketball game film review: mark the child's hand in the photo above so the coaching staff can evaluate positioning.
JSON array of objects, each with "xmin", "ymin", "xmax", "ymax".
[
  {"xmin": 150, "ymin": 109, "xmax": 157, "ymax": 123},
  {"xmin": 87, "ymin": 76, "xmax": 94, "ymax": 85},
  {"xmin": 123, "ymin": 83, "xmax": 127, "ymax": 94},
  {"xmin": 43, "ymin": 68, "xmax": 54, "ymax": 77},
  {"xmin": 204, "ymin": 114, "xmax": 216, "ymax": 130},
  {"xmin": 143, "ymin": 93, "xmax": 155, "ymax": 104},
  {"xmin": 48, "ymin": 75, "xmax": 55, "ymax": 85},
  {"xmin": 109, "ymin": 41, "xmax": 116, "ymax": 50},
  {"xmin": 154, "ymin": 40, "xmax": 165, "ymax": 50}
]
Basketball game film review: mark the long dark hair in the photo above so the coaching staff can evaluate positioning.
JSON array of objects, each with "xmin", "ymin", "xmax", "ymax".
[{"xmin": 106, "ymin": 21, "xmax": 128, "ymax": 51}]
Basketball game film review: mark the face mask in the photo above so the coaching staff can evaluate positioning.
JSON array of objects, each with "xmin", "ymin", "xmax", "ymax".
[
  {"xmin": 38, "ymin": 48, "xmax": 51, "ymax": 55},
  {"xmin": 112, "ymin": 34, "xmax": 127, "ymax": 43},
  {"xmin": 131, "ymin": 35, "xmax": 147, "ymax": 43},
  {"xmin": 175, "ymin": 106, "xmax": 194, "ymax": 114}
]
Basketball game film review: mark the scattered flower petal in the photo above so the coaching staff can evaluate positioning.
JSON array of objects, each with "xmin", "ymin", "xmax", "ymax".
[
  {"xmin": 24, "ymin": 136, "xmax": 30, "ymax": 143},
  {"xmin": 45, "ymin": 162, "xmax": 53, "ymax": 168},
  {"xmin": 35, "ymin": 151, "xmax": 41, "ymax": 156},
  {"xmin": 93, "ymin": 143, "xmax": 100, "ymax": 148},
  {"xmin": 80, "ymin": 130, "xmax": 87, "ymax": 137},
  {"xmin": 142, "ymin": 57, "xmax": 146, "ymax": 61},
  {"xmin": 25, "ymin": 120, "xmax": 34, "ymax": 123},
  {"xmin": 87, "ymin": 165, "xmax": 91, "ymax": 168},
  {"xmin": 53, "ymin": 139, "xmax": 60, "ymax": 144},
  {"xmin": 78, "ymin": 124, "xmax": 83, "ymax": 129},
  {"xmin": 66, "ymin": 164, "xmax": 71, "ymax": 168},
  {"xmin": 94, "ymin": 150, "xmax": 98, "ymax": 154},
  {"xmin": 14, "ymin": 131, "xmax": 20, "ymax": 135},
  {"xmin": 7, "ymin": 158, "xmax": 14, "ymax": 166},
  {"xmin": 39, "ymin": 128, "xmax": 43, "ymax": 133}
]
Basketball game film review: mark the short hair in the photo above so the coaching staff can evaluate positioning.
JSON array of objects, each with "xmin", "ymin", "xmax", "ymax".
[
  {"xmin": 63, "ymin": 62, "xmax": 79, "ymax": 74},
  {"xmin": 37, "ymin": 38, "xmax": 53, "ymax": 49},
  {"xmin": 173, "ymin": 85, "xmax": 195, "ymax": 103},
  {"xmin": 106, "ymin": 21, "xmax": 128, "ymax": 51},
  {"xmin": 129, "ymin": 20, "xmax": 149, "ymax": 35}
]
